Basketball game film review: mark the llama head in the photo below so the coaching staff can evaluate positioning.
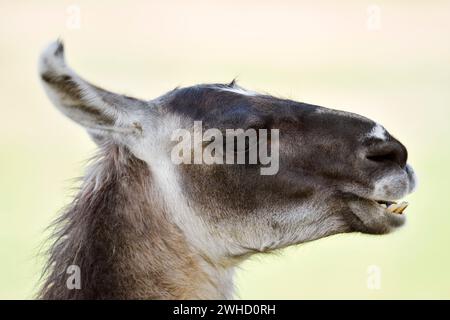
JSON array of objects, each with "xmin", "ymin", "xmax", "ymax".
[{"xmin": 39, "ymin": 41, "xmax": 417, "ymax": 261}]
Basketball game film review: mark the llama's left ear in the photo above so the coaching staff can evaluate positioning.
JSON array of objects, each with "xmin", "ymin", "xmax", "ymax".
[{"xmin": 39, "ymin": 40, "xmax": 148, "ymax": 142}]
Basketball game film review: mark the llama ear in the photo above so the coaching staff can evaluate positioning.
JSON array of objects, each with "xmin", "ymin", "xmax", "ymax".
[{"xmin": 39, "ymin": 40, "xmax": 148, "ymax": 142}]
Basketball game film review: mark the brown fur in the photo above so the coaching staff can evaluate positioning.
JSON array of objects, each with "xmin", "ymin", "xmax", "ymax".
[{"xmin": 39, "ymin": 143, "xmax": 223, "ymax": 299}]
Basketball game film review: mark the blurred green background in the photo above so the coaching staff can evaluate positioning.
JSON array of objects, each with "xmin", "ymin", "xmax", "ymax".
[{"xmin": 1, "ymin": 0, "xmax": 449, "ymax": 299}]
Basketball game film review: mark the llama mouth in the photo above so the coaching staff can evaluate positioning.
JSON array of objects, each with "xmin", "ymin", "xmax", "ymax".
[
  {"xmin": 375, "ymin": 200, "xmax": 409, "ymax": 214},
  {"xmin": 344, "ymin": 195, "xmax": 408, "ymax": 234}
]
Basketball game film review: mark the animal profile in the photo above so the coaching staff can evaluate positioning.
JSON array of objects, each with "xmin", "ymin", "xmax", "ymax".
[{"xmin": 38, "ymin": 40, "xmax": 417, "ymax": 299}]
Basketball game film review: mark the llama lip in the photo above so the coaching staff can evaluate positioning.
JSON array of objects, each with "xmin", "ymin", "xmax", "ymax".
[{"xmin": 375, "ymin": 200, "xmax": 409, "ymax": 214}]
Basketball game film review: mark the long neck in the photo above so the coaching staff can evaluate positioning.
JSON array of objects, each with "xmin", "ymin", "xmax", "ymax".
[{"xmin": 39, "ymin": 144, "xmax": 234, "ymax": 299}]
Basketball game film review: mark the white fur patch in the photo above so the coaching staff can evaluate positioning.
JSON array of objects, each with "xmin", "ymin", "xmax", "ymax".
[
  {"xmin": 131, "ymin": 115, "xmax": 243, "ymax": 261},
  {"xmin": 372, "ymin": 171, "xmax": 409, "ymax": 200},
  {"xmin": 368, "ymin": 124, "xmax": 387, "ymax": 140},
  {"xmin": 216, "ymin": 86, "xmax": 258, "ymax": 96},
  {"xmin": 39, "ymin": 41, "xmax": 66, "ymax": 75}
]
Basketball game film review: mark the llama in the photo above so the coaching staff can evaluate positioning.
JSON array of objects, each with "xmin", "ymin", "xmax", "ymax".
[{"xmin": 38, "ymin": 41, "xmax": 417, "ymax": 299}]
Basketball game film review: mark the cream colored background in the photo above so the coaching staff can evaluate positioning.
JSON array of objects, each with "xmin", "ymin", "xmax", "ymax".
[{"xmin": 1, "ymin": 0, "xmax": 449, "ymax": 299}]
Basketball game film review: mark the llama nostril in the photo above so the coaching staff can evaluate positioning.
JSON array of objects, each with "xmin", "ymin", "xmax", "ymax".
[
  {"xmin": 366, "ymin": 152, "xmax": 398, "ymax": 164},
  {"xmin": 366, "ymin": 142, "xmax": 407, "ymax": 168}
]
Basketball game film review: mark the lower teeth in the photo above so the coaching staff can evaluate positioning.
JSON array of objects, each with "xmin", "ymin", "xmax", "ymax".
[{"xmin": 386, "ymin": 201, "xmax": 409, "ymax": 214}]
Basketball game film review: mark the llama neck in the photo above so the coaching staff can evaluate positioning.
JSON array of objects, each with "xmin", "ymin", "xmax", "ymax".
[{"xmin": 40, "ymin": 144, "xmax": 234, "ymax": 299}]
